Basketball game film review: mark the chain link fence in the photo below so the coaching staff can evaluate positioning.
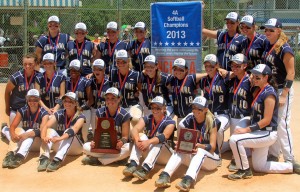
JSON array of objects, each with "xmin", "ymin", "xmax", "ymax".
[{"xmin": 0, "ymin": 0, "xmax": 300, "ymax": 82}]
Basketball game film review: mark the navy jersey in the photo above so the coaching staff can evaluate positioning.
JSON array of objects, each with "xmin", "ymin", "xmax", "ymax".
[
  {"xmin": 110, "ymin": 69, "xmax": 140, "ymax": 108},
  {"xmin": 228, "ymin": 74, "xmax": 253, "ymax": 117},
  {"xmin": 66, "ymin": 76, "xmax": 92, "ymax": 106},
  {"xmin": 180, "ymin": 113, "xmax": 220, "ymax": 153},
  {"xmin": 18, "ymin": 106, "xmax": 49, "ymax": 131},
  {"xmin": 35, "ymin": 33, "xmax": 70, "ymax": 68},
  {"xmin": 199, "ymin": 73, "xmax": 229, "ymax": 114},
  {"xmin": 90, "ymin": 75, "xmax": 111, "ymax": 109},
  {"xmin": 67, "ymin": 40, "xmax": 94, "ymax": 76},
  {"xmin": 241, "ymin": 33, "xmax": 267, "ymax": 67},
  {"xmin": 97, "ymin": 40, "xmax": 127, "ymax": 70},
  {"xmin": 251, "ymin": 85, "xmax": 278, "ymax": 131},
  {"xmin": 127, "ymin": 39, "xmax": 151, "ymax": 73},
  {"xmin": 143, "ymin": 115, "xmax": 175, "ymax": 142},
  {"xmin": 169, "ymin": 74, "xmax": 197, "ymax": 118},
  {"xmin": 35, "ymin": 72, "xmax": 65, "ymax": 108},
  {"xmin": 96, "ymin": 107, "xmax": 131, "ymax": 139},
  {"xmin": 54, "ymin": 109, "xmax": 86, "ymax": 141},
  {"xmin": 9, "ymin": 70, "xmax": 40, "ymax": 111},
  {"xmin": 216, "ymin": 30, "xmax": 244, "ymax": 70},
  {"xmin": 141, "ymin": 71, "xmax": 171, "ymax": 107},
  {"xmin": 262, "ymin": 42, "xmax": 294, "ymax": 87}
]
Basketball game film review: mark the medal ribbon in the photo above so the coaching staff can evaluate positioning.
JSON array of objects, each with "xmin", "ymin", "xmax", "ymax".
[
  {"xmin": 233, "ymin": 73, "xmax": 247, "ymax": 104},
  {"xmin": 108, "ymin": 40, "xmax": 119, "ymax": 57},
  {"xmin": 44, "ymin": 72, "xmax": 55, "ymax": 94},
  {"xmin": 135, "ymin": 39, "xmax": 145, "ymax": 55},
  {"xmin": 175, "ymin": 75, "xmax": 188, "ymax": 95},
  {"xmin": 224, "ymin": 33, "xmax": 238, "ymax": 49},
  {"xmin": 48, "ymin": 33, "xmax": 60, "ymax": 53},
  {"xmin": 65, "ymin": 112, "xmax": 75, "ymax": 129},
  {"xmin": 97, "ymin": 78, "xmax": 105, "ymax": 98},
  {"xmin": 193, "ymin": 117, "xmax": 205, "ymax": 143},
  {"xmin": 24, "ymin": 71, "xmax": 35, "ymax": 91},
  {"xmin": 118, "ymin": 71, "xmax": 129, "ymax": 92},
  {"xmin": 205, "ymin": 73, "xmax": 217, "ymax": 100},
  {"xmin": 263, "ymin": 43, "xmax": 277, "ymax": 60},
  {"xmin": 251, "ymin": 84, "xmax": 269, "ymax": 107},
  {"xmin": 71, "ymin": 78, "xmax": 80, "ymax": 93},
  {"xmin": 28, "ymin": 108, "xmax": 41, "ymax": 128},
  {"xmin": 76, "ymin": 40, "xmax": 85, "ymax": 58},
  {"xmin": 245, "ymin": 33, "xmax": 256, "ymax": 57},
  {"xmin": 150, "ymin": 116, "xmax": 165, "ymax": 137},
  {"xmin": 105, "ymin": 107, "xmax": 120, "ymax": 119},
  {"xmin": 147, "ymin": 75, "xmax": 156, "ymax": 95}
]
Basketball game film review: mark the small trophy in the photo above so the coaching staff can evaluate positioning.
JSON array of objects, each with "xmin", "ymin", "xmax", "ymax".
[{"xmin": 176, "ymin": 128, "xmax": 199, "ymax": 154}]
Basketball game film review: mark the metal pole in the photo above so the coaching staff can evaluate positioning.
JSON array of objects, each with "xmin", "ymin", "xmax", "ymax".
[
  {"xmin": 209, "ymin": 0, "xmax": 214, "ymax": 53},
  {"xmin": 23, "ymin": 0, "xmax": 28, "ymax": 54},
  {"xmin": 118, "ymin": 0, "xmax": 122, "ymax": 39}
]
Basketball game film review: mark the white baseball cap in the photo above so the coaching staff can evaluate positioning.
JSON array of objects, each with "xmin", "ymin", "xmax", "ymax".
[
  {"xmin": 48, "ymin": 15, "xmax": 60, "ymax": 23},
  {"xmin": 240, "ymin": 15, "xmax": 255, "ymax": 27},
  {"xmin": 150, "ymin": 96, "xmax": 166, "ymax": 107},
  {"xmin": 69, "ymin": 59, "xmax": 81, "ymax": 71},
  {"xmin": 134, "ymin": 22, "xmax": 146, "ymax": 31},
  {"xmin": 116, "ymin": 50, "xmax": 128, "ymax": 61},
  {"xmin": 93, "ymin": 59, "xmax": 105, "ymax": 70},
  {"xmin": 143, "ymin": 55, "xmax": 156, "ymax": 65},
  {"xmin": 107, "ymin": 21, "xmax": 118, "ymax": 31},
  {"xmin": 105, "ymin": 87, "xmax": 120, "ymax": 97},
  {"xmin": 260, "ymin": 18, "xmax": 282, "ymax": 29},
  {"xmin": 225, "ymin": 12, "xmax": 239, "ymax": 22},
  {"xmin": 228, "ymin": 53, "xmax": 248, "ymax": 65},
  {"xmin": 26, "ymin": 89, "xmax": 40, "ymax": 98},
  {"xmin": 250, "ymin": 64, "xmax": 272, "ymax": 75},
  {"xmin": 75, "ymin": 22, "xmax": 87, "ymax": 31},
  {"xmin": 204, "ymin": 54, "xmax": 218, "ymax": 65},
  {"xmin": 192, "ymin": 96, "xmax": 208, "ymax": 109},
  {"xmin": 173, "ymin": 58, "xmax": 187, "ymax": 69},
  {"xmin": 62, "ymin": 92, "xmax": 78, "ymax": 101},
  {"xmin": 42, "ymin": 53, "xmax": 55, "ymax": 62}
]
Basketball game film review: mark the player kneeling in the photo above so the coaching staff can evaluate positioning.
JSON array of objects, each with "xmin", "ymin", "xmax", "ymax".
[
  {"xmin": 155, "ymin": 96, "xmax": 221, "ymax": 191},
  {"xmin": 2, "ymin": 89, "xmax": 49, "ymax": 168},
  {"xmin": 122, "ymin": 96, "xmax": 176, "ymax": 180}
]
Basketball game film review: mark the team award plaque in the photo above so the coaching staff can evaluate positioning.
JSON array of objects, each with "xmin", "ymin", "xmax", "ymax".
[
  {"xmin": 176, "ymin": 128, "xmax": 199, "ymax": 153},
  {"xmin": 91, "ymin": 117, "xmax": 120, "ymax": 154}
]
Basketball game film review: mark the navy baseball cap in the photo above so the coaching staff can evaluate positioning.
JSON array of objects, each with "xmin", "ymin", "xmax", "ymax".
[
  {"xmin": 225, "ymin": 12, "xmax": 239, "ymax": 22},
  {"xmin": 240, "ymin": 15, "xmax": 255, "ymax": 27},
  {"xmin": 260, "ymin": 18, "xmax": 282, "ymax": 29},
  {"xmin": 250, "ymin": 64, "xmax": 272, "ymax": 75},
  {"xmin": 192, "ymin": 96, "xmax": 208, "ymax": 109},
  {"xmin": 228, "ymin": 53, "xmax": 248, "ymax": 65}
]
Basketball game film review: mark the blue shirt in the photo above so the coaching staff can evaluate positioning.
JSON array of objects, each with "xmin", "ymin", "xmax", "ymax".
[
  {"xmin": 90, "ymin": 75, "xmax": 111, "ymax": 109},
  {"xmin": 127, "ymin": 39, "xmax": 151, "ymax": 73},
  {"xmin": 18, "ymin": 106, "xmax": 49, "ymax": 131},
  {"xmin": 66, "ymin": 76, "xmax": 92, "ymax": 106}
]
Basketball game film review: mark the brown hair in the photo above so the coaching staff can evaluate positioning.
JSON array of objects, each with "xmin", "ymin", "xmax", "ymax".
[{"xmin": 23, "ymin": 53, "xmax": 38, "ymax": 63}]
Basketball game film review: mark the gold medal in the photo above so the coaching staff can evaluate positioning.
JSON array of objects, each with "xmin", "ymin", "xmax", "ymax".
[
  {"xmin": 225, "ymin": 52, "xmax": 229, "ymax": 57},
  {"xmin": 45, "ymin": 96, "xmax": 50, "ymax": 101},
  {"xmin": 148, "ymin": 98, "xmax": 152, "ymax": 103},
  {"xmin": 135, "ymin": 59, "xmax": 140, "ymax": 64},
  {"xmin": 109, "ymin": 61, "xmax": 113, "ymax": 65},
  {"xmin": 174, "ymin": 100, "xmax": 178, "ymax": 105},
  {"xmin": 97, "ymin": 101, "xmax": 101, "ymax": 107},
  {"xmin": 232, "ymin": 100, "xmax": 237, "ymax": 106},
  {"xmin": 208, "ymin": 100, "xmax": 212, "ymax": 104}
]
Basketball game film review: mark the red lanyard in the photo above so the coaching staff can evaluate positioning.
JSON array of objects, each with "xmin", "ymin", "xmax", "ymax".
[
  {"xmin": 147, "ymin": 75, "xmax": 156, "ymax": 95},
  {"xmin": 65, "ymin": 112, "xmax": 75, "ymax": 129},
  {"xmin": 97, "ymin": 78, "xmax": 105, "ymax": 97},
  {"xmin": 48, "ymin": 33, "xmax": 60, "ymax": 51},
  {"xmin": 28, "ymin": 108, "xmax": 40, "ymax": 128},
  {"xmin": 76, "ymin": 40, "xmax": 85, "ymax": 57},
  {"xmin": 71, "ymin": 78, "xmax": 80, "ymax": 92},
  {"xmin": 135, "ymin": 39, "xmax": 145, "ymax": 55},
  {"xmin": 175, "ymin": 75, "xmax": 188, "ymax": 95},
  {"xmin": 224, "ymin": 33, "xmax": 238, "ymax": 49},
  {"xmin": 264, "ymin": 44, "xmax": 276, "ymax": 59},
  {"xmin": 251, "ymin": 84, "xmax": 269, "ymax": 107},
  {"xmin": 24, "ymin": 71, "xmax": 35, "ymax": 91},
  {"xmin": 245, "ymin": 33, "xmax": 256, "ymax": 57},
  {"xmin": 108, "ymin": 40, "xmax": 118, "ymax": 57},
  {"xmin": 44, "ymin": 72, "xmax": 55, "ymax": 93},
  {"xmin": 233, "ymin": 73, "xmax": 247, "ymax": 96},
  {"xmin": 150, "ymin": 116, "xmax": 165, "ymax": 137},
  {"xmin": 105, "ymin": 107, "xmax": 120, "ymax": 118},
  {"xmin": 118, "ymin": 71, "xmax": 129, "ymax": 91}
]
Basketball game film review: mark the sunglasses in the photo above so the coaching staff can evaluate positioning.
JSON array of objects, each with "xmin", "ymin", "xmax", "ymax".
[
  {"xmin": 28, "ymin": 99, "xmax": 39, "ymax": 103},
  {"xmin": 204, "ymin": 65, "xmax": 215, "ymax": 69},
  {"xmin": 264, "ymin": 29, "xmax": 275, "ymax": 33},
  {"xmin": 192, "ymin": 107, "xmax": 204, "ymax": 112},
  {"xmin": 48, "ymin": 25, "xmax": 59, "ymax": 28},
  {"xmin": 240, "ymin": 25, "xmax": 251, "ymax": 29},
  {"xmin": 254, "ymin": 76, "xmax": 262, "ymax": 80},
  {"xmin": 151, "ymin": 107, "xmax": 162, "ymax": 111}
]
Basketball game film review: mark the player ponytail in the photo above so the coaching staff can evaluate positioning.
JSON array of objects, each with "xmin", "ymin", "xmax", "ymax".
[
  {"xmin": 274, "ymin": 30, "xmax": 288, "ymax": 55},
  {"xmin": 154, "ymin": 68, "xmax": 162, "ymax": 94},
  {"xmin": 204, "ymin": 109, "xmax": 214, "ymax": 134}
]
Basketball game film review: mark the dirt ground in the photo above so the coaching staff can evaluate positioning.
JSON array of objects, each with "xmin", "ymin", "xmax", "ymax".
[{"xmin": 0, "ymin": 83, "xmax": 300, "ymax": 192}]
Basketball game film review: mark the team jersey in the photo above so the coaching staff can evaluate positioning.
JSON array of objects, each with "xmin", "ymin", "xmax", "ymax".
[
  {"xmin": 35, "ymin": 71, "xmax": 65, "ymax": 109},
  {"xmin": 97, "ymin": 40, "xmax": 127, "ymax": 71},
  {"xmin": 90, "ymin": 75, "xmax": 111, "ymax": 109},
  {"xmin": 241, "ymin": 33, "xmax": 267, "ymax": 67},
  {"xmin": 140, "ymin": 71, "xmax": 171, "ymax": 107},
  {"xmin": 199, "ymin": 73, "xmax": 229, "ymax": 114},
  {"xmin": 110, "ymin": 69, "xmax": 140, "ymax": 108},
  {"xmin": 66, "ymin": 76, "xmax": 92, "ymax": 106},
  {"xmin": 179, "ymin": 113, "xmax": 220, "ymax": 153},
  {"xmin": 96, "ymin": 107, "xmax": 131, "ymax": 140},
  {"xmin": 262, "ymin": 42, "xmax": 294, "ymax": 88},
  {"xmin": 54, "ymin": 109, "xmax": 86, "ymax": 141},
  {"xmin": 35, "ymin": 33, "xmax": 70, "ymax": 68},
  {"xmin": 18, "ymin": 106, "xmax": 49, "ymax": 131},
  {"xmin": 228, "ymin": 74, "xmax": 253, "ymax": 118},
  {"xmin": 250, "ymin": 84, "xmax": 278, "ymax": 131},
  {"xmin": 67, "ymin": 39, "xmax": 94, "ymax": 76},
  {"xmin": 169, "ymin": 74, "xmax": 197, "ymax": 118},
  {"xmin": 216, "ymin": 30, "xmax": 244, "ymax": 70},
  {"xmin": 143, "ymin": 115, "xmax": 175, "ymax": 142},
  {"xmin": 127, "ymin": 39, "xmax": 151, "ymax": 73},
  {"xmin": 9, "ymin": 70, "xmax": 40, "ymax": 111}
]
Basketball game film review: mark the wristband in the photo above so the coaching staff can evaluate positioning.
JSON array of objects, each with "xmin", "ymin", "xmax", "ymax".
[
  {"xmin": 65, "ymin": 128, "xmax": 75, "ymax": 138},
  {"xmin": 249, "ymin": 123, "xmax": 260, "ymax": 132},
  {"xmin": 33, "ymin": 129, "xmax": 41, "ymax": 137},
  {"xmin": 284, "ymin": 80, "xmax": 293, "ymax": 89},
  {"xmin": 204, "ymin": 144, "xmax": 212, "ymax": 151},
  {"xmin": 55, "ymin": 98, "xmax": 63, "ymax": 106},
  {"xmin": 156, "ymin": 134, "xmax": 166, "ymax": 143},
  {"xmin": 120, "ymin": 137, "xmax": 127, "ymax": 145},
  {"xmin": 80, "ymin": 104, "xmax": 90, "ymax": 111}
]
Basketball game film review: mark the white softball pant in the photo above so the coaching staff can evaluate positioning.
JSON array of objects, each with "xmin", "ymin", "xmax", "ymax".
[
  {"xmin": 215, "ymin": 113, "xmax": 230, "ymax": 155},
  {"xmin": 269, "ymin": 87, "xmax": 294, "ymax": 162},
  {"xmin": 40, "ymin": 128, "xmax": 83, "ymax": 161},
  {"xmin": 83, "ymin": 142, "xmax": 130, "ymax": 165},
  {"xmin": 129, "ymin": 133, "xmax": 173, "ymax": 170},
  {"xmin": 90, "ymin": 107, "xmax": 97, "ymax": 133},
  {"xmin": 163, "ymin": 148, "xmax": 220, "ymax": 181},
  {"xmin": 230, "ymin": 130, "xmax": 293, "ymax": 173}
]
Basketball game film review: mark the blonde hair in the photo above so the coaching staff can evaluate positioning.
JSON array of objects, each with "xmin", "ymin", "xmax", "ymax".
[
  {"xmin": 274, "ymin": 30, "xmax": 288, "ymax": 54},
  {"xmin": 204, "ymin": 109, "xmax": 215, "ymax": 134}
]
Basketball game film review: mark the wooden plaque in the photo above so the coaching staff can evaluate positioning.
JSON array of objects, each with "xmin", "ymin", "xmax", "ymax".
[
  {"xmin": 91, "ymin": 117, "xmax": 120, "ymax": 154},
  {"xmin": 176, "ymin": 128, "xmax": 199, "ymax": 154}
]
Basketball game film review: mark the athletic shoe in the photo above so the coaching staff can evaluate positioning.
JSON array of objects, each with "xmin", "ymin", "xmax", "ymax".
[
  {"xmin": 1, "ymin": 123, "xmax": 8, "ymax": 139},
  {"xmin": 228, "ymin": 169, "xmax": 253, "ymax": 180},
  {"xmin": 37, "ymin": 155, "xmax": 50, "ymax": 172},
  {"xmin": 293, "ymin": 161, "xmax": 300, "ymax": 174},
  {"xmin": 155, "ymin": 172, "xmax": 171, "ymax": 188},
  {"xmin": 267, "ymin": 154, "xmax": 279, "ymax": 162},
  {"xmin": 81, "ymin": 156, "xmax": 101, "ymax": 166},
  {"xmin": 122, "ymin": 163, "xmax": 137, "ymax": 177},
  {"xmin": 8, "ymin": 153, "xmax": 24, "ymax": 168},
  {"xmin": 2, "ymin": 151, "xmax": 14, "ymax": 168},
  {"xmin": 46, "ymin": 158, "xmax": 62, "ymax": 172},
  {"xmin": 133, "ymin": 168, "xmax": 149, "ymax": 180},
  {"xmin": 228, "ymin": 159, "xmax": 238, "ymax": 172},
  {"xmin": 175, "ymin": 176, "xmax": 194, "ymax": 191}
]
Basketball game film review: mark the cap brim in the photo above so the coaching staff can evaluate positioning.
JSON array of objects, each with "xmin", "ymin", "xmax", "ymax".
[
  {"xmin": 26, "ymin": 95, "xmax": 40, "ymax": 99},
  {"xmin": 249, "ymin": 69, "xmax": 262, "ymax": 75},
  {"xmin": 204, "ymin": 60, "xmax": 217, "ymax": 65},
  {"xmin": 75, "ymin": 28, "xmax": 87, "ymax": 32},
  {"xmin": 107, "ymin": 28, "xmax": 118, "ymax": 31},
  {"xmin": 62, "ymin": 95, "xmax": 76, "ymax": 101},
  {"xmin": 241, "ymin": 22, "xmax": 253, "ymax": 27},
  {"xmin": 172, "ymin": 65, "xmax": 186, "ymax": 69},
  {"xmin": 191, "ymin": 103, "xmax": 206, "ymax": 109},
  {"xmin": 43, "ymin": 59, "xmax": 55, "ymax": 63},
  {"xmin": 150, "ymin": 102, "xmax": 164, "ymax": 107},
  {"xmin": 69, "ymin": 66, "xmax": 81, "ymax": 71},
  {"xmin": 93, "ymin": 65, "xmax": 105, "ymax": 69},
  {"xmin": 225, "ymin": 18, "xmax": 237, "ymax": 22},
  {"xmin": 134, "ymin": 27, "xmax": 145, "ymax": 31},
  {"xmin": 143, "ymin": 61, "xmax": 156, "ymax": 65}
]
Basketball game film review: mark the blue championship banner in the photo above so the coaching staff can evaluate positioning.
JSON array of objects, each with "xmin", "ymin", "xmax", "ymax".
[{"xmin": 151, "ymin": 1, "xmax": 202, "ymax": 73}]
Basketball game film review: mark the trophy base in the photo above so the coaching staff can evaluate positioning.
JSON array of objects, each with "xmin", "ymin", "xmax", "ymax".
[{"xmin": 91, "ymin": 148, "xmax": 120, "ymax": 154}]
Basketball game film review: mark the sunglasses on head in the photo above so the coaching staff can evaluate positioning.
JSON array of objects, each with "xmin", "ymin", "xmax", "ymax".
[{"xmin": 264, "ymin": 29, "xmax": 275, "ymax": 33}]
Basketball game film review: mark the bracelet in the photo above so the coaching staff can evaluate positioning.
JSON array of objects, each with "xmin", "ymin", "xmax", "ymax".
[
  {"xmin": 33, "ymin": 129, "xmax": 41, "ymax": 137},
  {"xmin": 204, "ymin": 144, "xmax": 212, "ymax": 151},
  {"xmin": 120, "ymin": 137, "xmax": 127, "ymax": 145},
  {"xmin": 65, "ymin": 128, "xmax": 75, "ymax": 138},
  {"xmin": 249, "ymin": 123, "xmax": 260, "ymax": 132},
  {"xmin": 156, "ymin": 134, "xmax": 166, "ymax": 143},
  {"xmin": 284, "ymin": 80, "xmax": 293, "ymax": 89}
]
